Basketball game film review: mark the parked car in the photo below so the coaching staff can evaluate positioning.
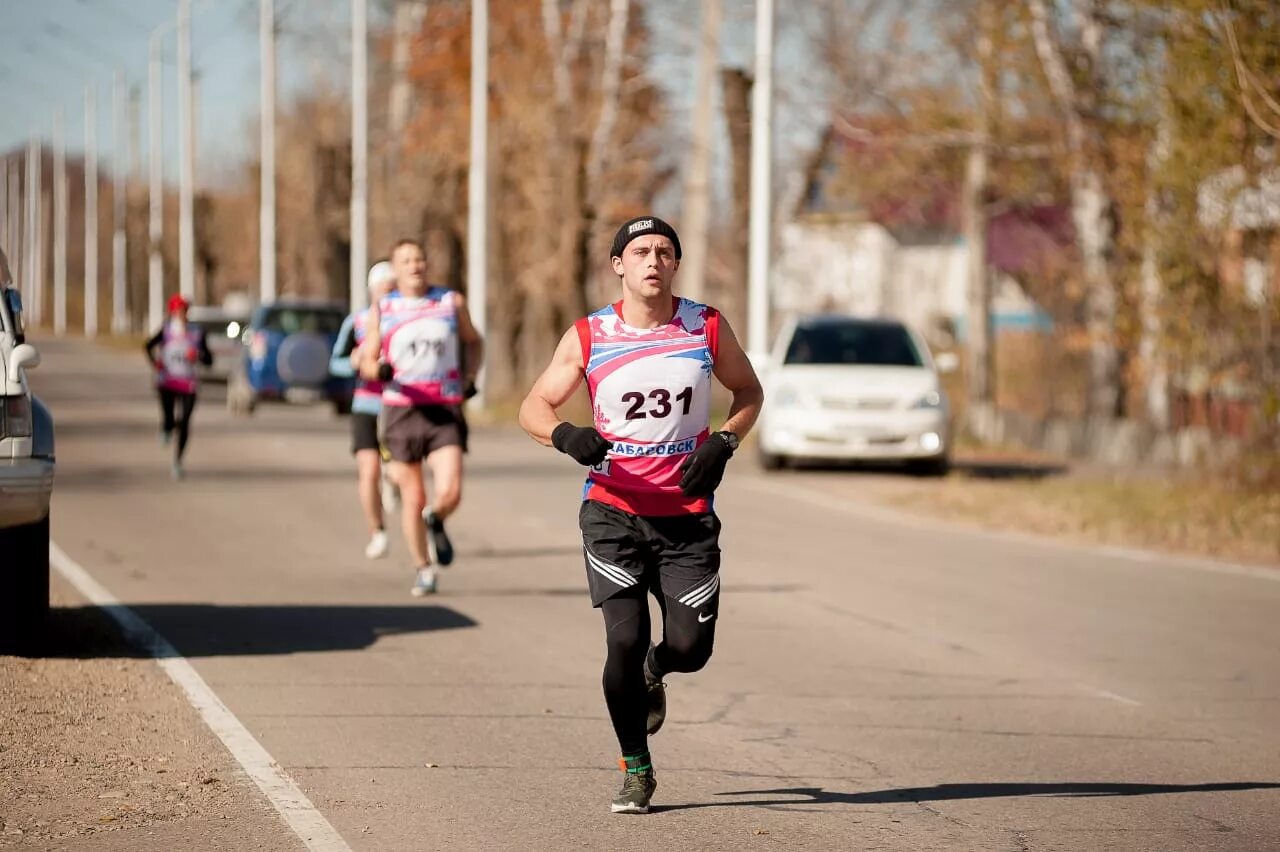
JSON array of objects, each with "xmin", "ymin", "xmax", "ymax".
[
  {"xmin": 757, "ymin": 314, "xmax": 956, "ymax": 475},
  {"xmin": 227, "ymin": 299, "xmax": 353, "ymax": 415},
  {"xmin": 0, "ymin": 248, "xmax": 56, "ymax": 652},
  {"xmin": 187, "ymin": 304, "xmax": 251, "ymax": 383}
]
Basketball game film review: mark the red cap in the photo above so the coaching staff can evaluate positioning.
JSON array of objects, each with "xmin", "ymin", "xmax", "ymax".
[{"xmin": 168, "ymin": 294, "xmax": 190, "ymax": 314}]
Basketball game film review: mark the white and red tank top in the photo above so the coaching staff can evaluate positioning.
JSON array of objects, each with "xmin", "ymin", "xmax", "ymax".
[
  {"xmin": 577, "ymin": 296, "xmax": 720, "ymax": 516},
  {"xmin": 351, "ymin": 294, "xmax": 396, "ymax": 410},
  {"xmin": 377, "ymin": 287, "xmax": 464, "ymax": 407},
  {"xmin": 157, "ymin": 321, "xmax": 201, "ymax": 394}
]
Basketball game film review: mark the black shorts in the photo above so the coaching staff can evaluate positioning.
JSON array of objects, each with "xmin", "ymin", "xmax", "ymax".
[
  {"xmin": 383, "ymin": 404, "xmax": 468, "ymax": 463},
  {"xmin": 579, "ymin": 499, "xmax": 721, "ymax": 609},
  {"xmin": 351, "ymin": 412, "xmax": 380, "ymax": 454}
]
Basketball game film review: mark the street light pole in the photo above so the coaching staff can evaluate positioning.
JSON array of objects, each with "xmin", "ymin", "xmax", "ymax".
[
  {"xmin": 467, "ymin": 0, "xmax": 487, "ymax": 407},
  {"xmin": 148, "ymin": 27, "xmax": 164, "ymax": 331},
  {"xmin": 747, "ymin": 0, "xmax": 774, "ymax": 360},
  {"xmin": 178, "ymin": 0, "xmax": 195, "ymax": 301},
  {"xmin": 54, "ymin": 108, "xmax": 67, "ymax": 335},
  {"xmin": 350, "ymin": 0, "xmax": 368, "ymax": 313},
  {"xmin": 85, "ymin": 84, "xmax": 99, "ymax": 337},
  {"xmin": 113, "ymin": 67, "xmax": 128, "ymax": 332},
  {"xmin": 260, "ymin": 0, "xmax": 276, "ymax": 304}
]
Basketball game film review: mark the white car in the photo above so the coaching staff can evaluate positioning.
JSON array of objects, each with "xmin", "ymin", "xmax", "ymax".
[
  {"xmin": 0, "ymin": 248, "xmax": 56, "ymax": 652},
  {"xmin": 757, "ymin": 314, "xmax": 956, "ymax": 475}
]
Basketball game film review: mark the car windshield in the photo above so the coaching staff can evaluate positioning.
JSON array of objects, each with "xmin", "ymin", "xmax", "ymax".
[
  {"xmin": 254, "ymin": 307, "xmax": 345, "ymax": 336},
  {"xmin": 784, "ymin": 321, "xmax": 923, "ymax": 367}
]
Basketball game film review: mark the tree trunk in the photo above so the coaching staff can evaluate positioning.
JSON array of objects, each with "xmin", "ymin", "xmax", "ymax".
[
  {"xmin": 1026, "ymin": 0, "xmax": 1119, "ymax": 419},
  {"xmin": 720, "ymin": 67, "xmax": 752, "ymax": 327},
  {"xmin": 679, "ymin": 0, "xmax": 721, "ymax": 304},
  {"xmin": 387, "ymin": 0, "xmax": 428, "ymax": 239},
  {"xmin": 1139, "ymin": 97, "xmax": 1170, "ymax": 431},
  {"xmin": 964, "ymin": 0, "xmax": 996, "ymax": 414}
]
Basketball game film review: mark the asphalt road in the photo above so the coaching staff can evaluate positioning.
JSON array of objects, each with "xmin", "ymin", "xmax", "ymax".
[{"xmin": 29, "ymin": 338, "xmax": 1280, "ymax": 851}]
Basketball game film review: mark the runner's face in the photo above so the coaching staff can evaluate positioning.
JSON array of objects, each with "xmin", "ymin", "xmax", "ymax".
[
  {"xmin": 393, "ymin": 245, "xmax": 427, "ymax": 295},
  {"xmin": 612, "ymin": 236, "xmax": 678, "ymax": 301}
]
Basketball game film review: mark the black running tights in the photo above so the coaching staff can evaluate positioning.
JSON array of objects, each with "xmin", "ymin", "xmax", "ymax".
[
  {"xmin": 159, "ymin": 389, "xmax": 197, "ymax": 461},
  {"xmin": 600, "ymin": 583, "xmax": 717, "ymax": 756}
]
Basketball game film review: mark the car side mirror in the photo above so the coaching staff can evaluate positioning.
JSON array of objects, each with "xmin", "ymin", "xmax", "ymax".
[
  {"xmin": 8, "ymin": 343, "xmax": 40, "ymax": 383},
  {"xmin": 934, "ymin": 352, "xmax": 959, "ymax": 374}
]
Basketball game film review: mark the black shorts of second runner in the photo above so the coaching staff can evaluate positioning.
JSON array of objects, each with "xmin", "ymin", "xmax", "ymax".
[
  {"xmin": 350, "ymin": 411, "xmax": 380, "ymax": 455},
  {"xmin": 383, "ymin": 404, "xmax": 468, "ymax": 463},
  {"xmin": 579, "ymin": 499, "xmax": 721, "ymax": 611}
]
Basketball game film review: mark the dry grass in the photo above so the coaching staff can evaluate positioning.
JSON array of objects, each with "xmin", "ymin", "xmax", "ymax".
[{"xmin": 882, "ymin": 464, "xmax": 1280, "ymax": 566}]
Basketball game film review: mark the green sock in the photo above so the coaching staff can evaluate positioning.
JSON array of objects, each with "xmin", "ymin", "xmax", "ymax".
[{"xmin": 620, "ymin": 752, "xmax": 652, "ymax": 774}]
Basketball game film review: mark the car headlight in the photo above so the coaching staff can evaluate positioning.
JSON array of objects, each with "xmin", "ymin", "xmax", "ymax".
[
  {"xmin": 775, "ymin": 386, "xmax": 809, "ymax": 408},
  {"xmin": 911, "ymin": 390, "xmax": 944, "ymax": 410}
]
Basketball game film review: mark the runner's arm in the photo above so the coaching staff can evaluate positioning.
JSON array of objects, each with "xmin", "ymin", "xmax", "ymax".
[
  {"xmin": 143, "ymin": 330, "xmax": 163, "ymax": 366},
  {"xmin": 711, "ymin": 316, "xmax": 763, "ymax": 439},
  {"xmin": 453, "ymin": 293, "xmax": 485, "ymax": 384},
  {"xmin": 358, "ymin": 302, "xmax": 383, "ymax": 381},
  {"xmin": 519, "ymin": 327, "xmax": 587, "ymax": 447},
  {"xmin": 328, "ymin": 314, "xmax": 357, "ymax": 378},
  {"xmin": 196, "ymin": 329, "xmax": 213, "ymax": 366}
]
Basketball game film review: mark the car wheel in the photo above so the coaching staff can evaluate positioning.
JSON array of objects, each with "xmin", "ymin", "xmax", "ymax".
[
  {"xmin": 759, "ymin": 447, "xmax": 786, "ymax": 471},
  {"xmin": 907, "ymin": 455, "xmax": 951, "ymax": 477},
  {"xmin": 0, "ymin": 514, "xmax": 51, "ymax": 654}
]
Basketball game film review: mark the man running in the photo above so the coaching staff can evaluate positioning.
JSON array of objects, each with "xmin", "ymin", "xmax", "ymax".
[
  {"xmin": 360, "ymin": 239, "xmax": 484, "ymax": 596},
  {"xmin": 518, "ymin": 216, "xmax": 763, "ymax": 814},
  {"xmin": 331, "ymin": 260, "xmax": 398, "ymax": 559},
  {"xmin": 145, "ymin": 294, "xmax": 213, "ymax": 481}
]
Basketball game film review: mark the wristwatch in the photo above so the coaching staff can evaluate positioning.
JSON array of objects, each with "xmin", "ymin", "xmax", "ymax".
[{"xmin": 717, "ymin": 431, "xmax": 740, "ymax": 452}]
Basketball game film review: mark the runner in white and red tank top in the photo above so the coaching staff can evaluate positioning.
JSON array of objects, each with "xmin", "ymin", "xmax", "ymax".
[
  {"xmin": 144, "ymin": 294, "xmax": 212, "ymax": 481},
  {"xmin": 519, "ymin": 216, "xmax": 764, "ymax": 815},
  {"xmin": 360, "ymin": 239, "xmax": 484, "ymax": 597}
]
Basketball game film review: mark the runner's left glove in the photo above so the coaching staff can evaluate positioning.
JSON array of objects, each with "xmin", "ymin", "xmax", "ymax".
[
  {"xmin": 377, "ymin": 362, "xmax": 394, "ymax": 382},
  {"xmin": 552, "ymin": 422, "xmax": 612, "ymax": 466},
  {"xmin": 678, "ymin": 432, "xmax": 736, "ymax": 496}
]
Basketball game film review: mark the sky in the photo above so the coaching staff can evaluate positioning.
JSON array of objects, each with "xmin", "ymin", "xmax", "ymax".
[
  {"xmin": 0, "ymin": 0, "xmax": 375, "ymax": 181},
  {"xmin": 0, "ymin": 0, "xmax": 833, "ymax": 211}
]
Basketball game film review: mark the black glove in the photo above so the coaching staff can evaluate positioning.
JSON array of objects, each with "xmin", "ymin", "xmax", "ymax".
[
  {"xmin": 463, "ymin": 380, "xmax": 478, "ymax": 400},
  {"xmin": 679, "ymin": 432, "xmax": 735, "ymax": 496},
  {"xmin": 377, "ymin": 362, "xmax": 394, "ymax": 382},
  {"xmin": 551, "ymin": 422, "xmax": 612, "ymax": 467}
]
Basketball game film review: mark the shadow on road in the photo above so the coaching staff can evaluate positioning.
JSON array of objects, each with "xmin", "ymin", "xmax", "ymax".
[
  {"xmin": 655, "ymin": 781, "xmax": 1280, "ymax": 813},
  {"xmin": 444, "ymin": 582, "xmax": 807, "ymax": 599},
  {"xmin": 32, "ymin": 603, "xmax": 477, "ymax": 659},
  {"xmin": 783, "ymin": 459, "xmax": 1067, "ymax": 480}
]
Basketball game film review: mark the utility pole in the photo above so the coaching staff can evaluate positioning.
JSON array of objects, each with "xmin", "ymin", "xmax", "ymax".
[
  {"xmin": 54, "ymin": 109, "xmax": 68, "ymax": 335},
  {"xmin": 7, "ymin": 158, "xmax": 19, "ymax": 285},
  {"xmin": 467, "ymin": 0, "xmax": 488, "ymax": 405},
  {"xmin": 680, "ymin": 0, "xmax": 721, "ymax": 304},
  {"xmin": 113, "ymin": 67, "xmax": 128, "ymax": 332},
  {"xmin": 31, "ymin": 136, "xmax": 45, "ymax": 327},
  {"xmin": 148, "ymin": 26, "xmax": 164, "ymax": 330},
  {"xmin": 350, "ymin": 0, "xmax": 368, "ymax": 313},
  {"xmin": 260, "ymin": 0, "xmax": 277, "ymax": 304},
  {"xmin": 746, "ymin": 0, "xmax": 774, "ymax": 360},
  {"xmin": 388, "ymin": 0, "xmax": 428, "ymax": 236},
  {"xmin": 85, "ymin": 84, "xmax": 99, "ymax": 337},
  {"xmin": 178, "ymin": 0, "xmax": 195, "ymax": 301}
]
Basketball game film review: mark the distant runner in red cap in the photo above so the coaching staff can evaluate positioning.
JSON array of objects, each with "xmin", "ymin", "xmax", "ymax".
[{"xmin": 144, "ymin": 294, "xmax": 212, "ymax": 480}]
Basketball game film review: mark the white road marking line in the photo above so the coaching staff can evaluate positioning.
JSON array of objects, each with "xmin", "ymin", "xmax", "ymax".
[
  {"xmin": 51, "ymin": 543, "xmax": 352, "ymax": 852},
  {"xmin": 741, "ymin": 477, "xmax": 1280, "ymax": 583},
  {"xmin": 1082, "ymin": 685, "xmax": 1144, "ymax": 707}
]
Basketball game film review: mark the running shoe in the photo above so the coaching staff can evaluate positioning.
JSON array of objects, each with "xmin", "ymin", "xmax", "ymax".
[
  {"xmin": 611, "ymin": 768, "xmax": 657, "ymax": 814},
  {"xmin": 424, "ymin": 510, "xmax": 454, "ymax": 567},
  {"xmin": 380, "ymin": 474, "xmax": 400, "ymax": 513},
  {"xmin": 410, "ymin": 566, "xmax": 438, "ymax": 597},
  {"xmin": 365, "ymin": 529, "xmax": 389, "ymax": 560},
  {"xmin": 171, "ymin": 461, "xmax": 185, "ymax": 481}
]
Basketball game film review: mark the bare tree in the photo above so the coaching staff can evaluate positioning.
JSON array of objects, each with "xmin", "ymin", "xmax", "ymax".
[
  {"xmin": 679, "ymin": 0, "xmax": 722, "ymax": 304},
  {"xmin": 1026, "ymin": 0, "xmax": 1120, "ymax": 419}
]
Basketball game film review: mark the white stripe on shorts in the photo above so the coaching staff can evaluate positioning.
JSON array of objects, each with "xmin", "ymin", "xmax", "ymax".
[
  {"xmin": 678, "ymin": 574, "xmax": 719, "ymax": 608},
  {"xmin": 585, "ymin": 548, "xmax": 636, "ymax": 588}
]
